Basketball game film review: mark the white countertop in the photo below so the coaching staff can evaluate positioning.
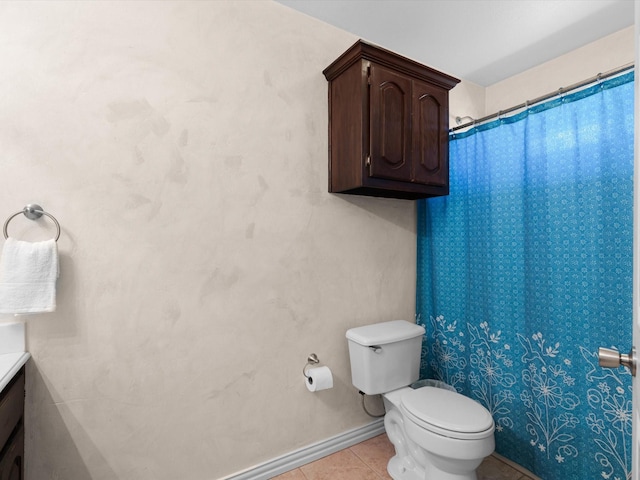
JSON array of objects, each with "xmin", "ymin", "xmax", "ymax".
[
  {"xmin": 0, "ymin": 322, "xmax": 29, "ymax": 392},
  {"xmin": 0, "ymin": 352, "xmax": 30, "ymax": 393}
]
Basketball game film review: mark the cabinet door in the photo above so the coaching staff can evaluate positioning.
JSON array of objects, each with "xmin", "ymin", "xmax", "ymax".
[
  {"xmin": 411, "ymin": 78, "xmax": 448, "ymax": 187},
  {"xmin": 0, "ymin": 426, "xmax": 24, "ymax": 480},
  {"xmin": 368, "ymin": 64, "xmax": 412, "ymax": 182}
]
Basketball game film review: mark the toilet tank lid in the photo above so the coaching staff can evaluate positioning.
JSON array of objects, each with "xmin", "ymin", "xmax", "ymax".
[{"xmin": 346, "ymin": 320, "xmax": 425, "ymax": 346}]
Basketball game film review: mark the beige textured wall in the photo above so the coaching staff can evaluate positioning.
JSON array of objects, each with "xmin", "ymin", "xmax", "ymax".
[
  {"xmin": 450, "ymin": 26, "xmax": 635, "ymax": 123},
  {"xmin": 449, "ymin": 80, "xmax": 486, "ymax": 129},
  {"xmin": 0, "ymin": 2, "xmax": 417, "ymax": 479},
  {"xmin": 486, "ymin": 26, "xmax": 634, "ymax": 114}
]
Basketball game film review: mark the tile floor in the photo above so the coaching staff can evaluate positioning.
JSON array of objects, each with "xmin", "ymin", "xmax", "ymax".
[{"xmin": 272, "ymin": 433, "xmax": 537, "ymax": 480}]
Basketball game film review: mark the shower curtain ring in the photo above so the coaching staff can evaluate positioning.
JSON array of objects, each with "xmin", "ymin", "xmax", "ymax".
[{"xmin": 558, "ymin": 87, "xmax": 565, "ymax": 102}]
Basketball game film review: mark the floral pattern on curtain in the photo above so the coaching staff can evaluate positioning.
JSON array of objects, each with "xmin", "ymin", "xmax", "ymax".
[{"xmin": 416, "ymin": 72, "xmax": 634, "ymax": 480}]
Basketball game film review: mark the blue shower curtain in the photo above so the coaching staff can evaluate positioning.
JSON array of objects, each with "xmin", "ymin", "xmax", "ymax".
[{"xmin": 417, "ymin": 72, "xmax": 634, "ymax": 480}]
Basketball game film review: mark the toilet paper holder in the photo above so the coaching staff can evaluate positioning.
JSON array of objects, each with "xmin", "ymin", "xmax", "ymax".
[{"xmin": 303, "ymin": 353, "xmax": 320, "ymax": 378}]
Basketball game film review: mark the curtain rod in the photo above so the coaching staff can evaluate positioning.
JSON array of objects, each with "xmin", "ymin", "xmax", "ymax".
[{"xmin": 450, "ymin": 62, "xmax": 635, "ymax": 132}]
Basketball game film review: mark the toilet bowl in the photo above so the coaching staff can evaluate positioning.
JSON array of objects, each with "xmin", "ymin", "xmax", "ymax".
[
  {"xmin": 346, "ymin": 320, "xmax": 495, "ymax": 480},
  {"xmin": 382, "ymin": 386, "xmax": 494, "ymax": 480}
]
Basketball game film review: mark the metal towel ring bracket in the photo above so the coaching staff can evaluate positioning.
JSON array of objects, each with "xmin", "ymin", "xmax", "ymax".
[{"xmin": 3, "ymin": 204, "xmax": 61, "ymax": 242}]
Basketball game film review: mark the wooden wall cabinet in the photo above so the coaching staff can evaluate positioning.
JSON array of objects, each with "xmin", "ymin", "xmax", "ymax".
[
  {"xmin": 0, "ymin": 368, "xmax": 25, "ymax": 480},
  {"xmin": 323, "ymin": 40, "xmax": 460, "ymax": 200}
]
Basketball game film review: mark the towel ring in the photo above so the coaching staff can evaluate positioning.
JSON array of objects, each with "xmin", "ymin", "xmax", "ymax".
[{"xmin": 3, "ymin": 204, "xmax": 61, "ymax": 242}]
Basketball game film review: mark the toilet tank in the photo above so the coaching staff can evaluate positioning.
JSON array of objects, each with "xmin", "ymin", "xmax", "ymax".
[{"xmin": 346, "ymin": 320, "xmax": 426, "ymax": 395}]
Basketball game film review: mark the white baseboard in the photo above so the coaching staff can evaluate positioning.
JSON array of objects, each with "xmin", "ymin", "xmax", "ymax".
[{"xmin": 220, "ymin": 419, "xmax": 385, "ymax": 480}]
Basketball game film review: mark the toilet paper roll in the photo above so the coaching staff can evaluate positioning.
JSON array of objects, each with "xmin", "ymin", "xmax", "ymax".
[{"xmin": 305, "ymin": 366, "xmax": 333, "ymax": 392}]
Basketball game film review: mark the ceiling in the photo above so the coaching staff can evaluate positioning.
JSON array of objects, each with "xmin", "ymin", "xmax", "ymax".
[{"xmin": 276, "ymin": 0, "xmax": 634, "ymax": 86}]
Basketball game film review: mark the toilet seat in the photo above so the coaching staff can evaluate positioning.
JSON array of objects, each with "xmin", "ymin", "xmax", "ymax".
[{"xmin": 400, "ymin": 387, "xmax": 494, "ymax": 440}]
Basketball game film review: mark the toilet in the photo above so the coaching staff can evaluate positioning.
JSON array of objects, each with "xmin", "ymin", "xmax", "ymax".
[{"xmin": 346, "ymin": 320, "xmax": 495, "ymax": 480}]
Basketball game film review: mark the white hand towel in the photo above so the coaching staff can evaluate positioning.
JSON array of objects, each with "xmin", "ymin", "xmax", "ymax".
[{"xmin": 0, "ymin": 237, "xmax": 59, "ymax": 314}]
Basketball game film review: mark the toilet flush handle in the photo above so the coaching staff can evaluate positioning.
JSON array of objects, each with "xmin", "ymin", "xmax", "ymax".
[{"xmin": 369, "ymin": 345, "xmax": 382, "ymax": 354}]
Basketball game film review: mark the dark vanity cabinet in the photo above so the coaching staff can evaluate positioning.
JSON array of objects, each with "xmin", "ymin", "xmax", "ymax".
[
  {"xmin": 323, "ymin": 40, "xmax": 460, "ymax": 199},
  {"xmin": 0, "ymin": 368, "xmax": 25, "ymax": 480}
]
